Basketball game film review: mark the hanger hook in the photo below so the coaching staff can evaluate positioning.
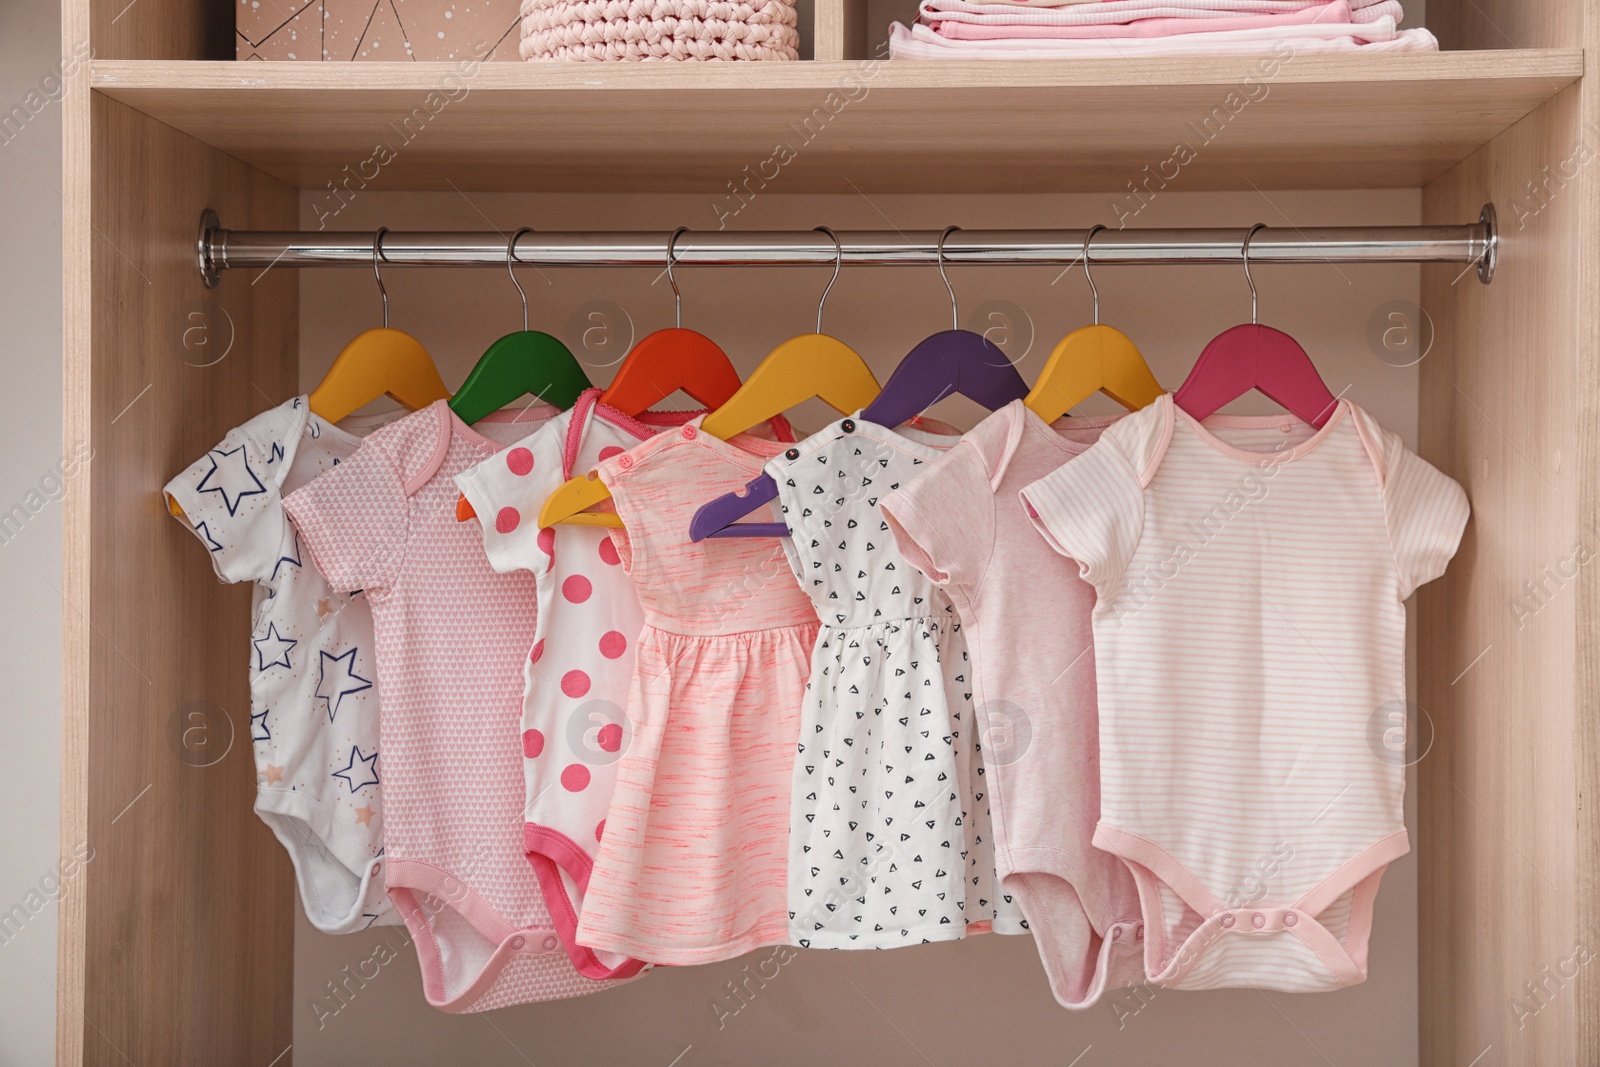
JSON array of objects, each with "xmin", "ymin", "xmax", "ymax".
[
  {"xmin": 814, "ymin": 226, "xmax": 842, "ymax": 333},
  {"xmin": 372, "ymin": 227, "xmax": 390, "ymax": 328},
  {"xmin": 937, "ymin": 225, "xmax": 960, "ymax": 331},
  {"xmin": 1082, "ymin": 224, "xmax": 1106, "ymax": 326},
  {"xmin": 667, "ymin": 226, "xmax": 688, "ymax": 329},
  {"xmin": 507, "ymin": 227, "xmax": 532, "ymax": 332},
  {"xmin": 1242, "ymin": 222, "xmax": 1266, "ymax": 325}
]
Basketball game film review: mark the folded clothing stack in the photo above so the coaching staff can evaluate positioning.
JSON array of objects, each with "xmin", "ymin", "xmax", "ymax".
[{"xmin": 888, "ymin": 0, "xmax": 1436, "ymax": 59}]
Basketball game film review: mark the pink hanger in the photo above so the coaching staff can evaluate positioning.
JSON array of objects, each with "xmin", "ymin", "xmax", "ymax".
[{"xmin": 1172, "ymin": 224, "xmax": 1339, "ymax": 428}]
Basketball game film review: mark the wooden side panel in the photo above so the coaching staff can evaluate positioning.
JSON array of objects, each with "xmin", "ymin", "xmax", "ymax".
[
  {"xmin": 89, "ymin": 0, "xmax": 229, "ymax": 61},
  {"xmin": 1431, "ymin": 0, "xmax": 1580, "ymax": 53},
  {"xmin": 813, "ymin": 0, "xmax": 869, "ymax": 60},
  {"xmin": 58, "ymin": 93, "xmax": 297, "ymax": 1066},
  {"xmin": 1419, "ymin": 85, "xmax": 1588, "ymax": 1066}
]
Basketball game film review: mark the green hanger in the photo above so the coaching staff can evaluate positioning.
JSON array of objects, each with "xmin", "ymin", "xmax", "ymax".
[{"xmin": 449, "ymin": 228, "xmax": 593, "ymax": 423}]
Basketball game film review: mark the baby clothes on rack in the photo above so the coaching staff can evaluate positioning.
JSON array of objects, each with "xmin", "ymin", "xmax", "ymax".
[
  {"xmin": 881, "ymin": 401, "xmax": 1146, "ymax": 1009},
  {"xmin": 768, "ymin": 415, "xmax": 1025, "ymax": 949},
  {"xmin": 164, "ymin": 397, "xmax": 400, "ymax": 935},
  {"xmin": 455, "ymin": 389, "xmax": 700, "ymax": 982},
  {"xmin": 285, "ymin": 399, "xmax": 625, "ymax": 1012},
  {"xmin": 1021, "ymin": 395, "xmax": 1467, "ymax": 991},
  {"xmin": 575, "ymin": 415, "xmax": 819, "ymax": 967}
]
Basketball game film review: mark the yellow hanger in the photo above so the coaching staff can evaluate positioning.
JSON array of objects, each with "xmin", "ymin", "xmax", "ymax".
[
  {"xmin": 1025, "ymin": 225, "xmax": 1164, "ymax": 422},
  {"xmin": 538, "ymin": 228, "xmax": 880, "ymax": 529},
  {"xmin": 308, "ymin": 228, "xmax": 451, "ymax": 424}
]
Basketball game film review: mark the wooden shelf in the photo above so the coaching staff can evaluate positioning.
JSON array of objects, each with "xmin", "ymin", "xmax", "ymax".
[{"xmin": 92, "ymin": 52, "xmax": 1580, "ymax": 194}]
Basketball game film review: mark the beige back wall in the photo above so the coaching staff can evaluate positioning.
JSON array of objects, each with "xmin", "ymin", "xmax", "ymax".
[{"xmin": 292, "ymin": 188, "xmax": 1428, "ymax": 1066}]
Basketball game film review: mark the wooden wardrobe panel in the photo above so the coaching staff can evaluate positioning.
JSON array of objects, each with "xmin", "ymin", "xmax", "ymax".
[
  {"xmin": 1431, "ymin": 0, "xmax": 1581, "ymax": 53},
  {"xmin": 1419, "ymin": 84, "xmax": 1589, "ymax": 1066},
  {"xmin": 85, "ymin": 0, "xmax": 231, "ymax": 61},
  {"xmin": 58, "ymin": 92, "xmax": 297, "ymax": 1067}
]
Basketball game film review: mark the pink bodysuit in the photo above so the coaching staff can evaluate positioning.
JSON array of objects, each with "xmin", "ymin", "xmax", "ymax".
[
  {"xmin": 882, "ymin": 401, "xmax": 1146, "ymax": 1008},
  {"xmin": 575, "ymin": 416, "xmax": 820, "ymax": 966},
  {"xmin": 1020, "ymin": 395, "xmax": 1467, "ymax": 991},
  {"xmin": 286, "ymin": 400, "xmax": 625, "ymax": 1011}
]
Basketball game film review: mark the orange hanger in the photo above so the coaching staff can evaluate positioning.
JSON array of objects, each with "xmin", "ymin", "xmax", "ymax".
[
  {"xmin": 173, "ymin": 230, "xmax": 449, "ymax": 523},
  {"xmin": 1025, "ymin": 225, "xmax": 1163, "ymax": 422},
  {"xmin": 538, "ymin": 228, "xmax": 752, "ymax": 529}
]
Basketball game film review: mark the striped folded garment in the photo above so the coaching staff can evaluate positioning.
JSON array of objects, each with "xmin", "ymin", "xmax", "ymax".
[{"xmin": 889, "ymin": 0, "xmax": 1435, "ymax": 57}]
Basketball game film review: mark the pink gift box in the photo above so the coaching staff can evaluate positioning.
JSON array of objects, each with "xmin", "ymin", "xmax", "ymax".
[{"xmin": 237, "ymin": 0, "xmax": 522, "ymax": 61}]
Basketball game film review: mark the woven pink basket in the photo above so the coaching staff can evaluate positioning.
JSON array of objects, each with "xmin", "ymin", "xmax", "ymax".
[{"xmin": 519, "ymin": 0, "xmax": 799, "ymax": 60}]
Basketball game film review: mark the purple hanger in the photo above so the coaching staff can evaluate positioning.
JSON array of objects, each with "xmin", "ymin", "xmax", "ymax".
[
  {"xmin": 691, "ymin": 230, "xmax": 1029, "ymax": 541},
  {"xmin": 1172, "ymin": 225, "xmax": 1339, "ymax": 428}
]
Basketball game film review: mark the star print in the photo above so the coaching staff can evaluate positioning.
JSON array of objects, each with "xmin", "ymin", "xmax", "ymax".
[
  {"xmin": 252, "ymin": 622, "xmax": 297, "ymax": 671},
  {"xmin": 332, "ymin": 746, "xmax": 380, "ymax": 793},
  {"xmin": 192, "ymin": 520, "xmax": 224, "ymax": 553},
  {"xmin": 251, "ymin": 707, "xmax": 272, "ymax": 742},
  {"xmin": 261, "ymin": 763, "xmax": 285, "ymax": 784},
  {"xmin": 271, "ymin": 530, "xmax": 301, "ymax": 581},
  {"xmin": 195, "ymin": 444, "xmax": 266, "ymax": 516},
  {"xmin": 354, "ymin": 805, "xmax": 375, "ymax": 827},
  {"xmin": 316, "ymin": 648, "xmax": 372, "ymax": 724}
]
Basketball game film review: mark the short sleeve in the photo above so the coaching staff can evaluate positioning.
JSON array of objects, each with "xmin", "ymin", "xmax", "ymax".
[
  {"xmin": 164, "ymin": 420, "xmax": 289, "ymax": 586},
  {"xmin": 282, "ymin": 441, "xmax": 409, "ymax": 596},
  {"xmin": 455, "ymin": 418, "xmax": 567, "ymax": 576},
  {"xmin": 1019, "ymin": 438, "xmax": 1145, "ymax": 596},
  {"xmin": 1382, "ymin": 438, "xmax": 1469, "ymax": 599},
  {"xmin": 881, "ymin": 441, "xmax": 996, "ymax": 591}
]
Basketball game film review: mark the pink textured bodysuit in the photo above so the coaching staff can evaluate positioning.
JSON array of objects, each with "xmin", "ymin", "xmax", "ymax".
[
  {"xmin": 575, "ymin": 416, "xmax": 820, "ymax": 966},
  {"xmin": 286, "ymin": 400, "xmax": 624, "ymax": 1011}
]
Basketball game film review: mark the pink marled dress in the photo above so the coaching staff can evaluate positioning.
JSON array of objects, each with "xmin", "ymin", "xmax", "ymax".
[{"xmin": 576, "ymin": 417, "xmax": 819, "ymax": 965}]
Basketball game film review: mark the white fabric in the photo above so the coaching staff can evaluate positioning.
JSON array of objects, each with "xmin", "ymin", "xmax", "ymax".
[
  {"xmin": 165, "ymin": 398, "xmax": 401, "ymax": 934},
  {"xmin": 888, "ymin": 18, "xmax": 1435, "ymax": 55}
]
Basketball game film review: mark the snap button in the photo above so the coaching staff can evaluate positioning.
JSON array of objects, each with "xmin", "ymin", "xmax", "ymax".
[
  {"xmin": 510, "ymin": 935, "xmax": 525, "ymax": 950},
  {"xmin": 1251, "ymin": 912, "xmax": 1266, "ymax": 929},
  {"xmin": 1135, "ymin": 924, "xmax": 1144, "ymax": 942},
  {"xmin": 1283, "ymin": 911, "xmax": 1298, "ymax": 927},
  {"xmin": 542, "ymin": 935, "xmax": 560, "ymax": 952},
  {"xmin": 681, "ymin": 425, "xmax": 698, "ymax": 440},
  {"xmin": 840, "ymin": 418, "xmax": 856, "ymax": 433},
  {"xmin": 1219, "ymin": 914, "xmax": 1235, "ymax": 929},
  {"xmin": 618, "ymin": 455, "xmax": 633, "ymax": 470},
  {"xmin": 369, "ymin": 861, "xmax": 381, "ymax": 877},
  {"xmin": 1111, "ymin": 925, "xmax": 1123, "ymax": 941},
  {"xmin": 785, "ymin": 447, "xmax": 800, "ymax": 460}
]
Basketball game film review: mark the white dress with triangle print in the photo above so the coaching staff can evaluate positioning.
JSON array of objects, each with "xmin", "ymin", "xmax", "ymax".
[{"xmin": 770, "ymin": 415, "xmax": 1027, "ymax": 949}]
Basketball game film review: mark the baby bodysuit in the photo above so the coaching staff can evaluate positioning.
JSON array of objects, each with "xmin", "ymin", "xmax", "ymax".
[
  {"xmin": 165, "ymin": 396, "xmax": 399, "ymax": 934},
  {"xmin": 881, "ymin": 400, "xmax": 1145, "ymax": 1008},
  {"xmin": 285, "ymin": 399, "xmax": 624, "ymax": 1012},
  {"xmin": 455, "ymin": 389, "xmax": 695, "ymax": 981},
  {"xmin": 1021, "ymin": 394, "xmax": 1468, "ymax": 991}
]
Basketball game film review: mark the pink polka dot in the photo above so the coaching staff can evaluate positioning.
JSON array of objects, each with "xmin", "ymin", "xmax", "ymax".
[
  {"xmin": 562, "ymin": 575, "xmax": 592, "ymax": 603},
  {"xmin": 598, "ymin": 536, "xmax": 621, "ymax": 566},
  {"xmin": 537, "ymin": 527, "xmax": 555, "ymax": 560},
  {"xmin": 528, "ymin": 640, "xmax": 545, "ymax": 665},
  {"xmin": 561, "ymin": 764, "xmax": 591, "ymax": 792},
  {"xmin": 505, "ymin": 447, "xmax": 535, "ymax": 476},
  {"xmin": 495, "ymin": 507, "xmax": 520, "ymax": 534},
  {"xmin": 561, "ymin": 669, "xmax": 591, "ymax": 698},
  {"xmin": 599, "ymin": 631, "xmax": 627, "ymax": 659},
  {"xmin": 594, "ymin": 819, "xmax": 606, "ymax": 841},
  {"xmin": 596, "ymin": 723, "xmax": 623, "ymax": 752},
  {"xmin": 598, "ymin": 445, "xmax": 625, "ymax": 462},
  {"xmin": 522, "ymin": 729, "xmax": 545, "ymax": 758}
]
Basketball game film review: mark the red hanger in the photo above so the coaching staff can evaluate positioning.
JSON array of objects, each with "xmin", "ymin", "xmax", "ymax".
[
  {"xmin": 598, "ymin": 227, "xmax": 743, "ymax": 416},
  {"xmin": 1172, "ymin": 224, "xmax": 1338, "ymax": 428}
]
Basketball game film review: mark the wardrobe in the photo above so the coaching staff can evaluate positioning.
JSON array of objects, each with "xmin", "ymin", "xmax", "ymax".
[{"xmin": 58, "ymin": 0, "xmax": 1596, "ymax": 1063}]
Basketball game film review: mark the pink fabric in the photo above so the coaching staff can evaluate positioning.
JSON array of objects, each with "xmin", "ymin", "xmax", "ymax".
[
  {"xmin": 576, "ymin": 418, "xmax": 820, "ymax": 965},
  {"xmin": 880, "ymin": 402, "xmax": 1144, "ymax": 1009},
  {"xmin": 918, "ymin": 0, "xmax": 1394, "ymax": 24},
  {"xmin": 1020, "ymin": 395, "xmax": 1468, "ymax": 991},
  {"xmin": 285, "ymin": 400, "xmax": 628, "ymax": 1012},
  {"xmin": 932, "ymin": 0, "xmax": 1389, "ymax": 39},
  {"xmin": 455, "ymin": 389, "xmax": 697, "ymax": 982},
  {"xmin": 889, "ymin": 17, "xmax": 1435, "ymax": 55}
]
